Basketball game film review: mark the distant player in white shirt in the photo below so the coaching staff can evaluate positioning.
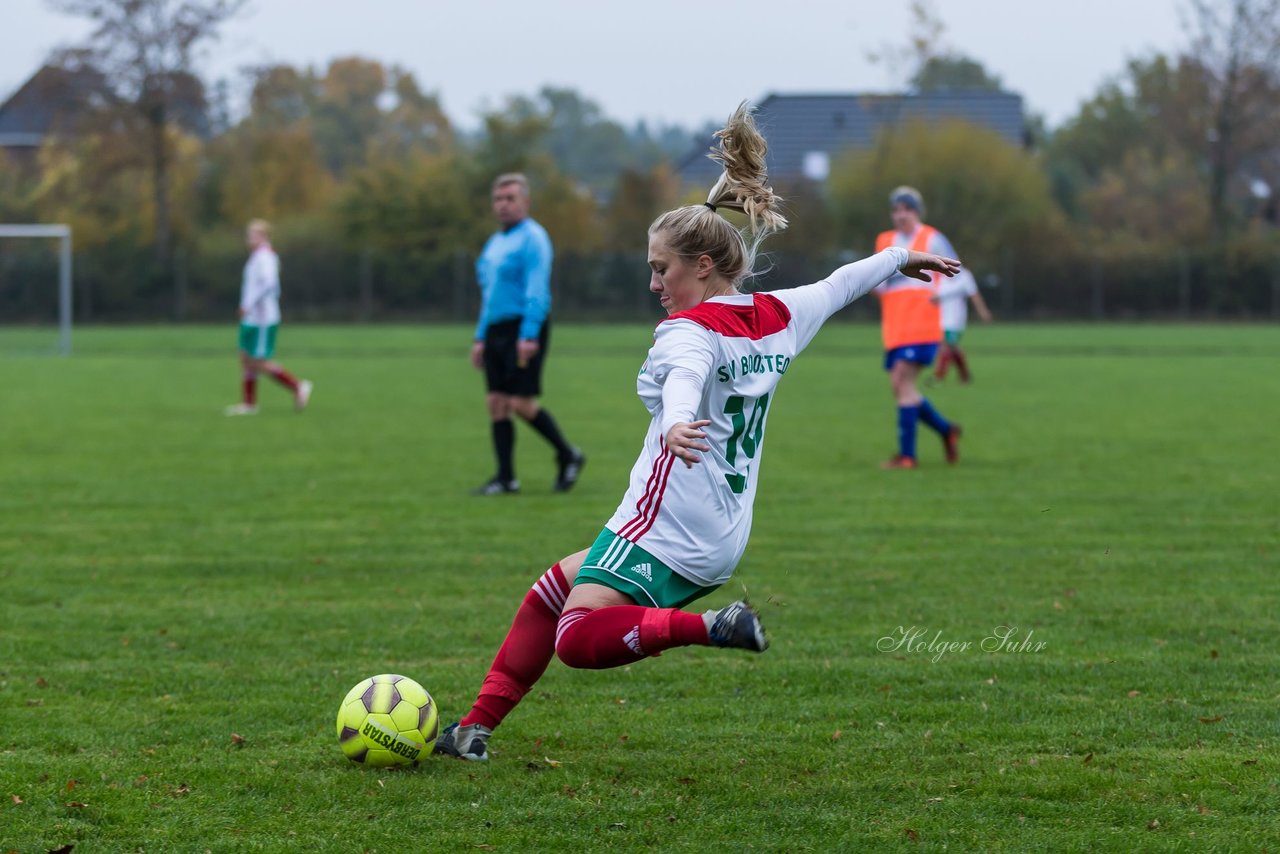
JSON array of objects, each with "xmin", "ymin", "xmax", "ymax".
[
  {"xmin": 224, "ymin": 219, "xmax": 313, "ymax": 416},
  {"xmin": 931, "ymin": 263, "xmax": 993, "ymax": 383},
  {"xmin": 433, "ymin": 104, "xmax": 960, "ymax": 762}
]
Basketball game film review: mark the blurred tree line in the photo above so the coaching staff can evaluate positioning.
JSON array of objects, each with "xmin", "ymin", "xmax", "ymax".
[{"xmin": 0, "ymin": 0, "xmax": 1277, "ymax": 322}]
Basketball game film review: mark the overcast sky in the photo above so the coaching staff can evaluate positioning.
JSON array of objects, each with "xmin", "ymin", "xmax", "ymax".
[{"xmin": 1, "ymin": 0, "xmax": 1190, "ymax": 131}]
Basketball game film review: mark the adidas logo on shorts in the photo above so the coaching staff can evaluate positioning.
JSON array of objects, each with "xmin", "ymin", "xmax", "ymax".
[{"xmin": 630, "ymin": 562, "xmax": 653, "ymax": 582}]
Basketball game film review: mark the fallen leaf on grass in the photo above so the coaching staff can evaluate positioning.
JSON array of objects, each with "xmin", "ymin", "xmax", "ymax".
[
  {"xmin": 543, "ymin": 757, "xmax": 562, "ymax": 768},
  {"xmin": 1127, "ymin": 690, "xmax": 1141, "ymax": 698},
  {"xmin": 65, "ymin": 780, "xmax": 78, "ymax": 792},
  {"xmin": 1197, "ymin": 804, "xmax": 1211, "ymax": 815},
  {"xmin": 677, "ymin": 777, "xmax": 694, "ymax": 785},
  {"xmin": 65, "ymin": 802, "xmax": 87, "ymax": 809},
  {"xmin": 831, "ymin": 730, "xmax": 842, "ymax": 742},
  {"xmin": 47, "ymin": 845, "xmax": 75, "ymax": 854},
  {"xmin": 1083, "ymin": 753, "xmax": 1094, "ymax": 765},
  {"xmin": 1198, "ymin": 716, "xmax": 1223, "ymax": 724},
  {"xmin": 172, "ymin": 784, "xmax": 191, "ymax": 797},
  {"xmin": 609, "ymin": 822, "xmax": 626, "ymax": 830},
  {"xmin": 35, "ymin": 677, "xmax": 48, "ymax": 688},
  {"xmin": 9, "ymin": 795, "xmax": 22, "ymax": 805},
  {"xmin": 927, "ymin": 797, "xmax": 943, "ymax": 803},
  {"xmin": 1242, "ymin": 759, "xmax": 1258, "ymax": 766},
  {"xmin": 905, "ymin": 828, "xmax": 919, "ymax": 842},
  {"xmin": 1209, "ymin": 649, "xmax": 1218, "ymax": 659},
  {"xmin": 1147, "ymin": 819, "xmax": 1160, "ymax": 830},
  {"xmin": 25, "ymin": 699, "xmax": 43, "ymax": 707},
  {"xmin": 230, "ymin": 733, "xmax": 246, "ymax": 746}
]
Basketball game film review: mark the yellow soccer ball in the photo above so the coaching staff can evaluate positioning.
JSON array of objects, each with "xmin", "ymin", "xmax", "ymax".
[{"xmin": 335, "ymin": 674, "xmax": 439, "ymax": 767}]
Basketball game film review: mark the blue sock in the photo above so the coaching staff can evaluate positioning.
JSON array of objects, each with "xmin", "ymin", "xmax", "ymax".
[
  {"xmin": 897, "ymin": 405, "xmax": 920, "ymax": 458},
  {"xmin": 918, "ymin": 398, "xmax": 952, "ymax": 436}
]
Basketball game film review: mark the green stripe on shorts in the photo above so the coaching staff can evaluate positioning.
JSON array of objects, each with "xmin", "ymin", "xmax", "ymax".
[
  {"xmin": 575, "ymin": 528, "xmax": 716, "ymax": 609},
  {"xmin": 238, "ymin": 323, "xmax": 278, "ymax": 359}
]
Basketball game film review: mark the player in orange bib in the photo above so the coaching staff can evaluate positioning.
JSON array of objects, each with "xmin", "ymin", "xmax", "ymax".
[{"xmin": 873, "ymin": 187, "xmax": 962, "ymax": 469}]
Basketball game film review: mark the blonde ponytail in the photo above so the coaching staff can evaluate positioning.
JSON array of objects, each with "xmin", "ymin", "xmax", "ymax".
[
  {"xmin": 705, "ymin": 102, "xmax": 788, "ymax": 239},
  {"xmin": 648, "ymin": 102, "xmax": 787, "ymax": 286}
]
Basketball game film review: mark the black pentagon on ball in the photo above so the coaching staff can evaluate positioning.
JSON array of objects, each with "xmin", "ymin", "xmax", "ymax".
[
  {"xmin": 361, "ymin": 679, "xmax": 402, "ymax": 712},
  {"xmin": 417, "ymin": 699, "xmax": 434, "ymax": 733},
  {"xmin": 339, "ymin": 725, "xmax": 360, "ymax": 741}
]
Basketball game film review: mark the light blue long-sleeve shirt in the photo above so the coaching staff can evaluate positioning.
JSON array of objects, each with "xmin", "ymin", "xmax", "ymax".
[{"xmin": 474, "ymin": 218, "xmax": 553, "ymax": 341}]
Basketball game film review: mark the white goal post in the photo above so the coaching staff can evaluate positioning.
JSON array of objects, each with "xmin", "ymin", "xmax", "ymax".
[{"xmin": 0, "ymin": 224, "xmax": 73, "ymax": 355}]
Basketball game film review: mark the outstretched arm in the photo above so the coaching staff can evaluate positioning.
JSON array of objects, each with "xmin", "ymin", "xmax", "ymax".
[
  {"xmin": 901, "ymin": 250, "xmax": 962, "ymax": 283},
  {"xmin": 773, "ymin": 248, "xmax": 962, "ymax": 351},
  {"xmin": 970, "ymin": 288, "xmax": 994, "ymax": 322}
]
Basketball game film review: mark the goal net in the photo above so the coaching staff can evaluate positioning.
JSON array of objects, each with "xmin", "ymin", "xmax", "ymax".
[{"xmin": 0, "ymin": 224, "xmax": 73, "ymax": 355}]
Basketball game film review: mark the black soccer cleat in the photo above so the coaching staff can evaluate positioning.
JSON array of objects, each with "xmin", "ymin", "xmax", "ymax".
[
  {"xmin": 471, "ymin": 478, "xmax": 520, "ymax": 496},
  {"xmin": 705, "ymin": 601, "xmax": 769, "ymax": 652},
  {"xmin": 433, "ymin": 721, "xmax": 492, "ymax": 761},
  {"xmin": 554, "ymin": 450, "xmax": 587, "ymax": 493}
]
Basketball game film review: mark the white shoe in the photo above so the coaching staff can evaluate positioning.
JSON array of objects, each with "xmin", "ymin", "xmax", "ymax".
[
  {"xmin": 224, "ymin": 403, "xmax": 258, "ymax": 416},
  {"xmin": 294, "ymin": 379, "xmax": 313, "ymax": 412}
]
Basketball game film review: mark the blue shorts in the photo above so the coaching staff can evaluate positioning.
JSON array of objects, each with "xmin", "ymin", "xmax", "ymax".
[{"xmin": 884, "ymin": 343, "xmax": 939, "ymax": 371}]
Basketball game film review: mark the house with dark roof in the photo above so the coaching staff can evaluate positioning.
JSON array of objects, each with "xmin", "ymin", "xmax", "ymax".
[
  {"xmin": 677, "ymin": 91, "xmax": 1026, "ymax": 185},
  {"xmin": 0, "ymin": 64, "xmax": 208, "ymax": 168},
  {"xmin": 0, "ymin": 65, "xmax": 109, "ymax": 165}
]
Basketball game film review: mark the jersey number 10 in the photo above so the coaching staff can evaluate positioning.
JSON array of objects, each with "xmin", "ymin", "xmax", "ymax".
[{"xmin": 723, "ymin": 393, "xmax": 770, "ymax": 494}]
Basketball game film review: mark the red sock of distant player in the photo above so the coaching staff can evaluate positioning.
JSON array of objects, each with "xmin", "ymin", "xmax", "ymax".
[
  {"xmin": 953, "ymin": 347, "xmax": 971, "ymax": 383},
  {"xmin": 555, "ymin": 605, "xmax": 709, "ymax": 669},
  {"xmin": 266, "ymin": 365, "xmax": 300, "ymax": 392},
  {"xmin": 242, "ymin": 371, "xmax": 257, "ymax": 406},
  {"xmin": 459, "ymin": 563, "xmax": 570, "ymax": 731},
  {"xmin": 934, "ymin": 349, "xmax": 952, "ymax": 380}
]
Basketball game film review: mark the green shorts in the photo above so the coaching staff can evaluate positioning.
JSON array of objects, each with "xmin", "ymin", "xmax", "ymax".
[
  {"xmin": 239, "ymin": 323, "xmax": 278, "ymax": 359},
  {"xmin": 943, "ymin": 329, "xmax": 964, "ymax": 346},
  {"xmin": 575, "ymin": 528, "xmax": 717, "ymax": 609}
]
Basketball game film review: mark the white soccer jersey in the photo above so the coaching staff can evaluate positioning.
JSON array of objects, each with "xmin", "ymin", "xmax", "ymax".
[
  {"xmin": 603, "ymin": 247, "xmax": 909, "ymax": 586},
  {"xmin": 937, "ymin": 269, "xmax": 978, "ymax": 332},
  {"xmin": 240, "ymin": 245, "xmax": 281, "ymax": 326}
]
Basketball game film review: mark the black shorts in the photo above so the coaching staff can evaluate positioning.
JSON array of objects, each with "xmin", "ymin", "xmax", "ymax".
[{"xmin": 482, "ymin": 318, "xmax": 550, "ymax": 397}]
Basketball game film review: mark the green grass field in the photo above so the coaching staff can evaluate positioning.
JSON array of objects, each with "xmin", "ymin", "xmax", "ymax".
[{"xmin": 1, "ymin": 323, "xmax": 1278, "ymax": 852}]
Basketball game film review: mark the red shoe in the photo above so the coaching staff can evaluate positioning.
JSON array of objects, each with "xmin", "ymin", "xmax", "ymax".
[
  {"xmin": 943, "ymin": 424, "xmax": 962, "ymax": 464},
  {"xmin": 880, "ymin": 454, "xmax": 918, "ymax": 470}
]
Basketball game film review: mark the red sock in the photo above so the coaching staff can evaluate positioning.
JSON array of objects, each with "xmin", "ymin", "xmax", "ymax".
[
  {"xmin": 554, "ymin": 605, "xmax": 709, "ymax": 669},
  {"xmin": 953, "ymin": 348, "xmax": 971, "ymax": 383},
  {"xmin": 267, "ymin": 365, "xmax": 300, "ymax": 392},
  {"xmin": 242, "ymin": 372, "xmax": 257, "ymax": 406},
  {"xmin": 459, "ymin": 563, "xmax": 569, "ymax": 731},
  {"xmin": 934, "ymin": 348, "xmax": 952, "ymax": 380}
]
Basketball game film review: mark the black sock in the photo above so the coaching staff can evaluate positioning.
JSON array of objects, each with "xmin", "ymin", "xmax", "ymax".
[
  {"xmin": 492, "ymin": 419, "xmax": 515, "ymax": 482},
  {"xmin": 526, "ymin": 409, "xmax": 574, "ymax": 459}
]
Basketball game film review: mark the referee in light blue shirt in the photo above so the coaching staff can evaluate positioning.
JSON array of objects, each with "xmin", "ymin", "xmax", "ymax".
[{"xmin": 469, "ymin": 173, "xmax": 585, "ymax": 496}]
